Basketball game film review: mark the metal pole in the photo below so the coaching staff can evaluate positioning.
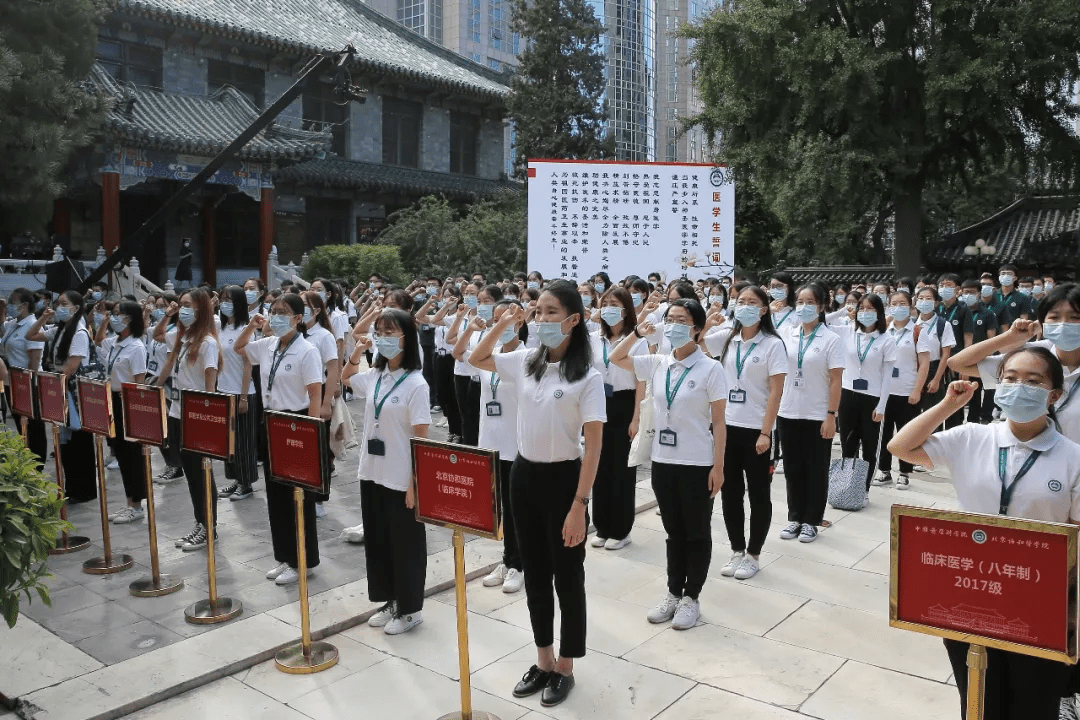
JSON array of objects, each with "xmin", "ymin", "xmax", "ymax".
[
  {"xmin": 965, "ymin": 644, "xmax": 987, "ymax": 720},
  {"xmin": 203, "ymin": 457, "xmax": 217, "ymax": 605},
  {"xmin": 454, "ymin": 530, "xmax": 473, "ymax": 720},
  {"xmin": 83, "ymin": 434, "xmax": 133, "ymax": 573},
  {"xmin": 128, "ymin": 444, "xmax": 183, "ymax": 596},
  {"xmin": 295, "ymin": 487, "xmax": 312, "ymax": 659},
  {"xmin": 47, "ymin": 422, "xmax": 89, "ymax": 555}
]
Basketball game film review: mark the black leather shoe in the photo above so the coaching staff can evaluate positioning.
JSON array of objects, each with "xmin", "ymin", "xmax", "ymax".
[
  {"xmin": 513, "ymin": 665, "xmax": 553, "ymax": 698},
  {"xmin": 541, "ymin": 673, "xmax": 575, "ymax": 707}
]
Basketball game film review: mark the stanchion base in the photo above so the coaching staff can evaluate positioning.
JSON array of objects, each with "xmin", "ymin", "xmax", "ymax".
[
  {"xmin": 129, "ymin": 574, "xmax": 184, "ymax": 597},
  {"xmin": 184, "ymin": 597, "xmax": 242, "ymax": 625},
  {"xmin": 274, "ymin": 641, "xmax": 340, "ymax": 674},
  {"xmin": 82, "ymin": 554, "xmax": 135, "ymax": 574},
  {"xmin": 48, "ymin": 536, "xmax": 91, "ymax": 555},
  {"xmin": 436, "ymin": 712, "xmax": 502, "ymax": 720}
]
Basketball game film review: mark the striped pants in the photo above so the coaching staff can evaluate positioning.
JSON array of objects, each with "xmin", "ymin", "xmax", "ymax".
[{"xmin": 224, "ymin": 393, "xmax": 259, "ymax": 487}]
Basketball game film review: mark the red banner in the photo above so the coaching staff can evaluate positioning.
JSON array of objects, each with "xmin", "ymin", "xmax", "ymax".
[
  {"xmin": 891, "ymin": 505, "xmax": 1078, "ymax": 662},
  {"xmin": 9, "ymin": 367, "xmax": 36, "ymax": 419},
  {"xmin": 180, "ymin": 390, "xmax": 234, "ymax": 460},
  {"xmin": 36, "ymin": 372, "xmax": 67, "ymax": 425},
  {"xmin": 411, "ymin": 440, "xmax": 500, "ymax": 539},
  {"xmin": 76, "ymin": 379, "xmax": 113, "ymax": 437},
  {"xmin": 265, "ymin": 411, "xmax": 329, "ymax": 494},
  {"xmin": 121, "ymin": 383, "xmax": 167, "ymax": 446}
]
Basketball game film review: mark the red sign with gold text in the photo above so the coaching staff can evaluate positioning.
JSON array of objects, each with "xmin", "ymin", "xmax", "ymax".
[
  {"xmin": 891, "ymin": 505, "xmax": 1078, "ymax": 662},
  {"xmin": 411, "ymin": 439, "xmax": 500, "ymax": 540},
  {"xmin": 76, "ymin": 379, "xmax": 113, "ymax": 437},
  {"xmin": 265, "ymin": 411, "xmax": 329, "ymax": 494},
  {"xmin": 180, "ymin": 390, "xmax": 234, "ymax": 460},
  {"xmin": 9, "ymin": 367, "xmax": 36, "ymax": 419},
  {"xmin": 121, "ymin": 383, "xmax": 167, "ymax": 446},
  {"xmin": 36, "ymin": 372, "xmax": 67, "ymax": 425}
]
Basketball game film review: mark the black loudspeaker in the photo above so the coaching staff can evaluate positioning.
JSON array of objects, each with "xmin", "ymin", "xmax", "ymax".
[{"xmin": 46, "ymin": 259, "xmax": 86, "ymax": 294}]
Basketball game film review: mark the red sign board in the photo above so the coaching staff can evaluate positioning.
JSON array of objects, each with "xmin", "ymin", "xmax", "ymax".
[
  {"xmin": 36, "ymin": 372, "xmax": 67, "ymax": 425},
  {"xmin": 121, "ymin": 383, "xmax": 167, "ymax": 446},
  {"xmin": 76, "ymin": 379, "xmax": 113, "ymax": 437},
  {"xmin": 9, "ymin": 367, "xmax": 36, "ymax": 419},
  {"xmin": 411, "ymin": 439, "xmax": 500, "ymax": 540},
  {"xmin": 891, "ymin": 505, "xmax": 1078, "ymax": 663},
  {"xmin": 180, "ymin": 390, "xmax": 235, "ymax": 460},
  {"xmin": 265, "ymin": 411, "xmax": 329, "ymax": 494}
]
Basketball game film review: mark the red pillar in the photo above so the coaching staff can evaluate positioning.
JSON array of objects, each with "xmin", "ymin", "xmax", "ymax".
[
  {"xmin": 52, "ymin": 198, "xmax": 71, "ymax": 238},
  {"xmin": 259, "ymin": 188, "xmax": 274, "ymax": 283},
  {"xmin": 202, "ymin": 198, "xmax": 217, "ymax": 288},
  {"xmin": 101, "ymin": 172, "xmax": 120, "ymax": 254}
]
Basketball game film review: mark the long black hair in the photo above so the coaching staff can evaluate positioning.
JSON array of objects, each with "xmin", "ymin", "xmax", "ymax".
[
  {"xmin": 302, "ymin": 290, "xmax": 334, "ymax": 333},
  {"xmin": 220, "ymin": 285, "xmax": 249, "ymax": 329},
  {"xmin": 769, "ymin": 271, "xmax": 797, "ymax": 307},
  {"xmin": 857, "ymin": 292, "xmax": 888, "ymax": 332},
  {"xmin": 53, "ymin": 290, "xmax": 86, "ymax": 364},
  {"xmin": 374, "ymin": 308, "xmax": 422, "ymax": 371},
  {"xmin": 716, "ymin": 285, "xmax": 784, "ymax": 363},
  {"xmin": 525, "ymin": 280, "xmax": 592, "ymax": 383},
  {"xmin": 273, "ymin": 292, "xmax": 309, "ymax": 338},
  {"xmin": 115, "ymin": 300, "xmax": 146, "ymax": 339}
]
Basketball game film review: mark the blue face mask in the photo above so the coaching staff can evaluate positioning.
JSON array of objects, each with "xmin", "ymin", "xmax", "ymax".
[
  {"xmin": 178, "ymin": 308, "xmax": 196, "ymax": 327},
  {"xmin": 536, "ymin": 321, "xmax": 567, "ymax": 348},
  {"xmin": 580, "ymin": 294, "xmax": 593, "ymax": 308},
  {"xmin": 999, "ymin": 274, "xmax": 1014, "ymax": 287},
  {"xmin": 734, "ymin": 305, "xmax": 762, "ymax": 327},
  {"xmin": 316, "ymin": 291, "xmax": 327, "ymax": 302},
  {"xmin": 857, "ymin": 311, "xmax": 878, "ymax": 328},
  {"xmin": 269, "ymin": 315, "xmax": 292, "ymax": 337},
  {"xmin": 151, "ymin": 308, "xmax": 166, "ymax": 322},
  {"xmin": 981, "ymin": 285, "xmax": 994, "ymax": 298},
  {"xmin": 600, "ymin": 307, "xmax": 624, "ymax": 326},
  {"xmin": 835, "ymin": 293, "xmax": 847, "ymax": 305},
  {"xmin": 889, "ymin": 306, "xmax": 911, "ymax": 322},
  {"xmin": 303, "ymin": 307, "xmax": 313, "ymax": 323},
  {"xmin": 476, "ymin": 303, "xmax": 494, "ymax": 321},
  {"xmin": 664, "ymin": 322, "xmax": 693, "ymax": 349},
  {"xmin": 938, "ymin": 286, "xmax": 956, "ymax": 301},
  {"xmin": 594, "ymin": 282, "xmax": 605, "ymax": 294},
  {"xmin": 35, "ymin": 300, "xmax": 45, "ymax": 312},
  {"xmin": 769, "ymin": 287, "xmax": 787, "ymax": 301},
  {"xmin": 527, "ymin": 281, "xmax": 539, "ymax": 290},
  {"xmin": 631, "ymin": 293, "xmax": 643, "ymax": 307},
  {"xmin": 995, "ymin": 382, "xmax": 1051, "ymax": 423},
  {"xmin": 961, "ymin": 294, "xmax": 978, "ymax": 306},
  {"xmin": 90, "ymin": 291, "xmax": 103, "ymax": 302},
  {"xmin": 374, "ymin": 335, "xmax": 402, "ymax": 359},
  {"xmin": 220, "ymin": 302, "xmax": 234, "ymax": 317},
  {"xmin": 245, "ymin": 289, "xmax": 259, "ymax": 304},
  {"xmin": 109, "ymin": 316, "xmax": 127, "ymax": 333},
  {"xmin": 795, "ymin": 304, "xmax": 818, "ymax": 323},
  {"xmin": 1043, "ymin": 323, "xmax": 1080, "ymax": 352},
  {"xmin": 464, "ymin": 295, "xmax": 478, "ymax": 309},
  {"xmin": 1018, "ymin": 287, "xmax": 1032, "ymax": 296},
  {"xmin": 55, "ymin": 306, "xmax": 73, "ymax": 322},
  {"xmin": 93, "ymin": 312, "xmax": 105, "ymax": 326},
  {"xmin": 915, "ymin": 299, "xmax": 936, "ymax": 315},
  {"xmin": 499, "ymin": 326, "xmax": 517, "ymax": 345},
  {"xmin": 876, "ymin": 293, "xmax": 889, "ymax": 304},
  {"xmin": 437, "ymin": 299, "xmax": 448, "ymax": 309}
]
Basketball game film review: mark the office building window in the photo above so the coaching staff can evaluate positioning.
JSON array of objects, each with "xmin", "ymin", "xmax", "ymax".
[
  {"xmin": 96, "ymin": 40, "xmax": 162, "ymax": 88},
  {"xmin": 207, "ymin": 59, "xmax": 265, "ymax": 108},
  {"xmin": 469, "ymin": 0, "xmax": 482, "ymax": 42},
  {"xmin": 488, "ymin": 58, "xmax": 501, "ymax": 70},
  {"xmin": 397, "ymin": 0, "xmax": 425, "ymax": 35},
  {"xmin": 450, "ymin": 111, "xmax": 480, "ymax": 175},
  {"xmin": 489, "ymin": 0, "xmax": 505, "ymax": 50},
  {"xmin": 383, "ymin": 98, "xmax": 422, "ymax": 168},
  {"xmin": 303, "ymin": 82, "xmax": 349, "ymax": 157},
  {"xmin": 512, "ymin": 32, "xmax": 520, "ymax": 55},
  {"xmin": 430, "ymin": 0, "xmax": 444, "ymax": 43}
]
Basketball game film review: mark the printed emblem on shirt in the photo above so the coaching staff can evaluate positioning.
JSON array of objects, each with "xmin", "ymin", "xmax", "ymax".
[
  {"xmin": 753, "ymin": 356, "xmax": 761, "ymax": 363},
  {"xmin": 391, "ymin": 396, "xmax": 399, "ymax": 404},
  {"xmin": 1049, "ymin": 479, "xmax": 1063, "ymax": 492},
  {"xmin": 687, "ymin": 380, "xmax": 696, "ymax": 389},
  {"xmin": 285, "ymin": 364, "xmax": 292, "ymax": 371},
  {"xmin": 554, "ymin": 389, "xmax": 564, "ymax": 398},
  {"xmin": 976, "ymin": 320, "xmax": 984, "ymax": 326}
]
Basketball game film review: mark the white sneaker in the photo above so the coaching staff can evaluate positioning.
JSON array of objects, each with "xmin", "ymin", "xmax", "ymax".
[
  {"xmin": 773, "ymin": 459, "xmax": 784, "ymax": 474},
  {"xmin": 671, "ymin": 596, "xmax": 701, "ymax": 630},
  {"xmin": 589, "ymin": 535, "xmax": 607, "ymax": 548},
  {"xmin": 385, "ymin": 611, "xmax": 423, "ymax": 635},
  {"xmin": 368, "ymin": 601, "xmax": 396, "ymax": 628},
  {"xmin": 107, "ymin": 459, "xmax": 119, "ymax": 470},
  {"xmin": 274, "ymin": 567, "xmax": 312, "ymax": 586},
  {"xmin": 897, "ymin": 474, "xmax": 910, "ymax": 490},
  {"xmin": 605, "ymin": 536, "xmax": 631, "ymax": 551},
  {"xmin": 720, "ymin": 552, "xmax": 745, "ymax": 577},
  {"xmin": 647, "ymin": 592, "xmax": 680, "ymax": 624},
  {"xmin": 266, "ymin": 562, "xmax": 290, "ymax": 580},
  {"xmin": 111, "ymin": 506, "xmax": 144, "ymax": 524},
  {"xmin": 779, "ymin": 522, "xmax": 802, "ymax": 540},
  {"xmin": 872, "ymin": 472, "xmax": 892, "ymax": 486},
  {"xmin": 798, "ymin": 525, "xmax": 818, "ymax": 543},
  {"xmin": 108, "ymin": 506, "xmax": 127, "ymax": 520},
  {"xmin": 734, "ymin": 555, "xmax": 760, "ymax": 580},
  {"xmin": 502, "ymin": 568, "xmax": 523, "ymax": 593},
  {"xmin": 483, "ymin": 563, "xmax": 507, "ymax": 587},
  {"xmin": 342, "ymin": 524, "xmax": 365, "ymax": 544},
  {"xmin": 315, "ymin": 502, "xmax": 327, "ymax": 518}
]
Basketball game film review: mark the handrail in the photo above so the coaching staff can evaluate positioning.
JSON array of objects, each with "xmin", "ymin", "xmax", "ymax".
[{"xmin": 267, "ymin": 251, "xmax": 310, "ymax": 291}]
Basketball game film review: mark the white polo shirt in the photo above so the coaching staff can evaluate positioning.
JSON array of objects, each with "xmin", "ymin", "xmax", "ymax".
[
  {"xmin": 887, "ymin": 322, "xmax": 931, "ymax": 396},
  {"xmin": 493, "ymin": 349, "xmax": 607, "ymax": 463},
  {"xmin": 144, "ymin": 335, "xmax": 170, "ymax": 379},
  {"xmin": 839, "ymin": 326, "xmax": 897, "ymax": 400},
  {"xmin": 244, "ymin": 335, "xmax": 322, "ymax": 412},
  {"xmin": 101, "ymin": 334, "xmax": 147, "ymax": 385},
  {"xmin": 306, "ymin": 324, "xmax": 338, "ymax": 377},
  {"xmin": 329, "ymin": 309, "xmax": 349, "ymax": 343},
  {"xmin": 168, "ymin": 333, "xmax": 219, "ymax": 419},
  {"xmin": 704, "ymin": 329, "xmax": 788, "ymax": 430},
  {"xmin": 825, "ymin": 308, "xmax": 853, "ymax": 329},
  {"xmin": 915, "ymin": 315, "xmax": 957, "ymax": 362},
  {"xmin": 633, "ymin": 347, "xmax": 727, "ymax": 466},
  {"xmin": 924, "ymin": 421, "xmax": 1080, "ymax": 523},
  {"xmin": 45, "ymin": 321, "xmax": 91, "ymax": 369},
  {"xmin": 779, "ymin": 324, "xmax": 844, "ymax": 421},
  {"xmin": 2, "ymin": 315, "xmax": 44, "ymax": 370},
  {"xmin": 348, "ymin": 367, "xmax": 431, "ymax": 491},
  {"xmin": 772, "ymin": 307, "xmax": 797, "ymax": 333},
  {"xmin": 591, "ymin": 332, "xmax": 647, "ymax": 392},
  {"xmin": 475, "ymin": 347, "xmax": 527, "ymax": 460},
  {"xmin": 217, "ymin": 324, "xmax": 255, "ymax": 395}
]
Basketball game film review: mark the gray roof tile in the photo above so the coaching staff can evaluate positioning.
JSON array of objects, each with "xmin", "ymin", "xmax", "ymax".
[{"xmin": 274, "ymin": 157, "xmax": 521, "ymax": 199}]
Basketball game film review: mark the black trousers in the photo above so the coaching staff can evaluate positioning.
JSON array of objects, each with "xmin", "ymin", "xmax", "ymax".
[
  {"xmin": 435, "ymin": 354, "xmax": 462, "ymax": 436},
  {"xmin": 652, "ymin": 462, "xmax": 713, "ymax": 599},
  {"xmin": 721, "ymin": 424, "xmax": 772, "ymax": 556},
  {"xmin": 592, "ymin": 389, "xmax": 636, "ymax": 541},
  {"xmin": 777, "ymin": 417, "xmax": 830, "ymax": 527},
  {"xmin": 421, "ymin": 344, "xmax": 435, "ymax": 407},
  {"xmin": 511, "ymin": 456, "xmax": 587, "ymax": 658},
  {"xmin": 499, "ymin": 458, "xmax": 522, "ymax": 570},
  {"xmin": 180, "ymin": 449, "xmax": 216, "ymax": 528},
  {"xmin": 360, "ymin": 479, "xmax": 426, "ymax": 614},
  {"xmin": 224, "ymin": 393, "xmax": 258, "ymax": 487},
  {"xmin": 14, "ymin": 412, "xmax": 47, "ymax": 468},
  {"xmin": 879, "ymin": 394, "xmax": 919, "ymax": 474},
  {"xmin": 454, "ymin": 374, "xmax": 479, "ymax": 445},
  {"xmin": 162, "ymin": 413, "xmax": 182, "ymax": 469},
  {"xmin": 968, "ymin": 379, "xmax": 996, "ymax": 424},
  {"xmin": 945, "ymin": 639, "xmax": 1070, "ymax": 720},
  {"xmin": 252, "ymin": 368, "xmax": 268, "ymax": 468},
  {"xmin": 838, "ymin": 389, "xmax": 881, "ymax": 490},
  {"xmin": 62, "ymin": 429, "xmax": 98, "ymax": 503},
  {"xmin": 110, "ymin": 392, "xmax": 145, "ymax": 503},
  {"xmin": 266, "ymin": 473, "xmax": 320, "ymax": 570}
]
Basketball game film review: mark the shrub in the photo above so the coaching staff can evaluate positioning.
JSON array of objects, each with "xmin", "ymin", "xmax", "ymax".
[{"xmin": 301, "ymin": 244, "xmax": 406, "ymax": 286}]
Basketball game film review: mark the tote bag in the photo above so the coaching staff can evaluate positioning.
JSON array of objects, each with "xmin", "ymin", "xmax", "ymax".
[
  {"xmin": 628, "ymin": 381, "xmax": 655, "ymax": 467},
  {"xmin": 827, "ymin": 413, "xmax": 886, "ymax": 511}
]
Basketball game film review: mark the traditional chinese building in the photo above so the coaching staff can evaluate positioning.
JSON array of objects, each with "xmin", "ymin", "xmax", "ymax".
[{"xmin": 58, "ymin": 0, "xmax": 515, "ymax": 287}]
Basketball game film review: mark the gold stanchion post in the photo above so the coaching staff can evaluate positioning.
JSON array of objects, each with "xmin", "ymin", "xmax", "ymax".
[
  {"xmin": 184, "ymin": 457, "xmax": 242, "ymax": 623},
  {"xmin": 275, "ymin": 486, "xmax": 339, "ymax": 673},
  {"xmin": 437, "ymin": 529, "xmax": 500, "ymax": 720},
  {"xmin": 129, "ymin": 445, "xmax": 183, "ymax": 596},
  {"xmin": 47, "ymin": 423, "xmax": 90, "ymax": 555},
  {"xmin": 20, "ymin": 415, "xmax": 28, "ymax": 447},
  {"xmin": 82, "ymin": 434, "xmax": 133, "ymax": 574},
  {"xmin": 965, "ymin": 644, "xmax": 988, "ymax": 720}
]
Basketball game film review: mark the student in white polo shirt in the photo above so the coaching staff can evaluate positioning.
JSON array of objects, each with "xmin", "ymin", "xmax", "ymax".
[
  {"xmin": 469, "ymin": 281, "xmax": 606, "ymax": 708},
  {"xmin": 913, "ymin": 286, "xmax": 956, "ymax": 412},
  {"xmin": 214, "ymin": 286, "xmax": 257, "ymax": 502},
  {"xmin": 608, "ymin": 298, "xmax": 726, "ymax": 631},
  {"xmin": 704, "ymin": 285, "xmax": 787, "ymax": 581},
  {"xmin": 342, "ymin": 308, "xmax": 431, "ymax": 635},
  {"xmin": 235, "ymin": 293, "xmax": 324, "ymax": 587},
  {"xmin": 3, "ymin": 287, "xmax": 46, "ymax": 463},
  {"xmin": 776, "ymin": 285, "xmax": 843, "ymax": 543},
  {"xmin": 889, "ymin": 348, "xmax": 1080, "ymax": 720}
]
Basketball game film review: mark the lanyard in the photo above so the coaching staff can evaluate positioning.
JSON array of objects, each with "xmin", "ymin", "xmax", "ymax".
[
  {"xmin": 998, "ymin": 446, "xmax": 1042, "ymax": 515},
  {"xmin": 856, "ymin": 333, "xmax": 877, "ymax": 364},
  {"xmin": 734, "ymin": 340, "xmax": 759, "ymax": 380},
  {"xmin": 266, "ymin": 333, "xmax": 299, "ymax": 393},
  {"xmin": 602, "ymin": 338, "xmax": 609, "ymax": 368},
  {"xmin": 775, "ymin": 308, "xmax": 793, "ymax": 328},
  {"xmin": 373, "ymin": 370, "xmax": 412, "ymax": 421},
  {"xmin": 946, "ymin": 304, "xmax": 959, "ymax": 324},
  {"xmin": 107, "ymin": 340, "xmax": 124, "ymax": 376},
  {"xmin": 1056, "ymin": 376, "xmax": 1080, "ymax": 413},
  {"xmin": 490, "ymin": 371, "xmax": 500, "ymax": 400},
  {"xmin": 797, "ymin": 325, "xmax": 819, "ymax": 369},
  {"xmin": 665, "ymin": 364, "xmax": 692, "ymax": 410}
]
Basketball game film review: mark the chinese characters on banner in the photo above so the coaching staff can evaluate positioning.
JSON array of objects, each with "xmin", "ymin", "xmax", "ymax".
[
  {"xmin": 526, "ymin": 160, "xmax": 735, "ymax": 282},
  {"xmin": 412, "ymin": 440, "xmax": 499, "ymax": 539},
  {"xmin": 892, "ymin": 508, "xmax": 1076, "ymax": 658}
]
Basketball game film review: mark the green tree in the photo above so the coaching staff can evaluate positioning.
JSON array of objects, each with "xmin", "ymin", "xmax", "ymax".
[
  {"xmin": 506, "ymin": 0, "xmax": 615, "ymax": 178},
  {"xmin": 732, "ymin": 177, "xmax": 784, "ymax": 275},
  {"xmin": 686, "ymin": 0, "xmax": 1080, "ymax": 277},
  {"xmin": 302, "ymin": 244, "xmax": 406, "ymax": 286},
  {"xmin": 0, "ymin": 0, "xmax": 107, "ymax": 234}
]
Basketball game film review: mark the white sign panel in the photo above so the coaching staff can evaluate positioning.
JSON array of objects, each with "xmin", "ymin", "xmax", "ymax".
[{"xmin": 527, "ymin": 159, "xmax": 735, "ymax": 283}]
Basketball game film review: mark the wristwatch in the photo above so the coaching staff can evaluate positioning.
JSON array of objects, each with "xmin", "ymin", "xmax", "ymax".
[{"xmin": 576, "ymin": 495, "xmax": 589, "ymax": 506}]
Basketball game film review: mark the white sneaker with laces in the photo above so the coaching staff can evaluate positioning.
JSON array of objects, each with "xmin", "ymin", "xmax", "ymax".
[
  {"xmin": 342, "ymin": 524, "xmax": 365, "ymax": 543},
  {"xmin": 779, "ymin": 522, "xmax": 802, "ymax": 540},
  {"xmin": 589, "ymin": 535, "xmax": 607, "ymax": 548},
  {"xmin": 647, "ymin": 592, "xmax": 681, "ymax": 624},
  {"xmin": 897, "ymin": 474, "xmax": 910, "ymax": 490},
  {"xmin": 733, "ymin": 555, "xmax": 760, "ymax": 580},
  {"xmin": 108, "ymin": 507, "xmax": 127, "ymax": 520},
  {"xmin": 671, "ymin": 596, "xmax": 701, "ymax": 630},
  {"xmin": 266, "ymin": 562, "xmax": 290, "ymax": 580},
  {"xmin": 107, "ymin": 459, "xmax": 119, "ymax": 470},
  {"xmin": 111, "ymin": 506, "xmax": 144, "ymax": 524},
  {"xmin": 368, "ymin": 601, "xmax": 396, "ymax": 628},
  {"xmin": 274, "ymin": 567, "xmax": 311, "ymax": 585},
  {"xmin": 605, "ymin": 536, "xmax": 632, "ymax": 550},
  {"xmin": 483, "ymin": 563, "xmax": 507, "ymax": 587},
  {"xmin": 798, "ymin": 525, "xmax": 818, "ymax": 543},
  {"xmin": 385, "ymin": 611, "xmax": 423, "ymax": 635},
  {"xmin": 502, "ymin": 568, "xmax": 524, "ymax": 594},
  {"xmin": 720, "ymin": 552, "xmax": 745, "ymax": 577}
]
